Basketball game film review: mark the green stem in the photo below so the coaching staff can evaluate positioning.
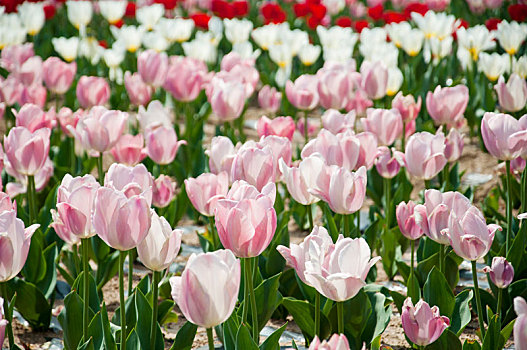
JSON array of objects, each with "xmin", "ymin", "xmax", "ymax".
[
  {"xmin": 442, "ymin": 163, "xmax": 449, "ymax": 191},
  {"xmin": 70, "ymin": 137, "xmax": 76, "ymax": 175},
  {"xmin": 384, "ymin": 177, "xmax": 391, "ymax": 228},
  {"xmin": 206, "ymin": 328, "xmax": 214, "ymax": 350},
  {"xmin": 82, "ymin": 238, "xmax": 90, "ymax": 343},
  {"xmin": 128, "ymin": 251, "xmax": 134, "ymax": 296},
  {"xmin": 97, "ymin": 155, "xmax": 104, "ymax": 185},
  {"xmin": 411, "ymin": 240, "xmax": 415, "ymax": 274},
  {"xmin": 521, "ymin": 164, "xmax": 527, "ymax": 213},
  {"xmin": 439, "ymin": 244, "xmax": 445, "ymax": 275},
  {"xmin": 119, "ymin": 251, "xmax": 127, "ymax": 350},
  {"xmin": 72, "ymin": 244, "xmax": 81, "ymax": 275},
  {"xmin": 356, "ymin": 210, "xmax": 361, "ymax": 237},
  {"xmin": 306, "ymin": 204, "xmax": 314, "ymax": 232},
  {"xmin": 248, "ymin": 257, "xmax": 258, "ymax": 343},
  {"xmin": 505, "ymin": 160, "xmax": 513, "ymax": 255},
  {"xmin": 471, "ymin": 260, "xmax": 486, "ymax": 338},
  {"xmin": 208, "ymin": 216, "xmax": 219, "ymax": 250},
  {"xmin": 401, "ymin": 121, "xmax": 406, "ymax": 151},
  {"xmin": 497, "ymin": 288, "xmax": 503, "ymax": 326},
  {"xmin": 344, "ymin": 214, "xmax": 352, "ymax": 238},
  {"xmin": 242, "ymin": 259, "xmax": 249, "ymax": 325},
  {"xmin": 27, "ymin": 175, "xmax": 37, "ymax": 224},
  {"xmin": 150, "ymin": 271, "xmax": 160, "ymax": 350},
  {"xmin": 1, "ymin": 283, "xmax": 15, "ymax": 349},
  {"xmin": 337, "ymin": 301, "xmax": 344, "ymax": 334},
  {"xmin": 314, "ymin": 293, "xmax": 320, "ymax": 337},
  {"xmin": 303, "ymin": 112, "xmax": 309, "ymax": 145}
]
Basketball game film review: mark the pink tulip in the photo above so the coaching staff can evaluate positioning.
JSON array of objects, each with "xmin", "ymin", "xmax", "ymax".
[
  {"xmin": 483, "ymin": 257, "xmax": 514, "ymax": 288},
  {"xmin": 310, "ymin": 164, "xmax": 367, "ymax": 215},
  {"xmin": 226, "ymin": 180, "xmax": 276, "ymax": 203},
  {"xmin": 392, "ymin": 92, "xmax": 421, "ymax": 122},
  {"xmin": 361, "ymin": 108, "xmax": 403, "ymax": 146},
  {"xmin": 72, "ymin": 107, "xmax": 127, "ymax": 156},
  {"xmin": 137, "ymin": 211, "xmax": 182, "ymax": 271},
  {"xmin": 51, "ymin": 174, "xmax": 100, "ymax": 244},
  {"xmin": 296, "ymin": 118, "xmax": 318, "ymax": 138},
  {"xmin": 209, "ymin": 80, "xmax": 246, "ymax": 122},
  {"xmin": 258, "ymin": 85, "xmax": 281, "ymax": 113},
  {"xmin": 169, "ymin": 249, "xmax": 240, "ymax": 328},
  {"xmin": 163, "ymin": 58, "xmax": 205, "ymax": 102},
  {"xmin": 145, "ymin": 126, "xmax": 186, "ymax": 165},
  {"xmin": 302, "ymin": 129, "xmax": 361, "ymax": 171},
  {"xmin": 514, "ymin": 297, "xmax": 527, "ymax": 350},
  {"xmin": 396, "ymin": 201, "xmax": 424, "ymax": 240},
  {"xmin": 124, "ymin": 72, "xmax": 153, "ymax": 106},
  {"xmin": 317, "ymin": 67, "xmax": 353, "ymax": 110},
  {"xmin": 57, "ymin": 107, "xmax": 81, "ymax": 137},
  {"xmin": 259, "ymin": 135, "xmax": 293, "ymax": 172},
  {"xmin": 375, "ymin": 146, "xmax": 404, "ymax": 179},
  {"xmin": 356, "ymin": 132, "xmax": 378, "ymax": 170},
  {"xmin": 482, "ymin": 112, "xmax": 525, "ymax": 161},
  {"xmin": 0, "ymin": 76, "xmax": 24, "ymax": 106},
  {"xmin": 401, "ymin": 298, "xmax": 450, "ymax": 346},
  {"xmin": 137, "ymin": 49, "xmax": 169, "ymax": 88},
  {"xmin": 110, "ymin": 134, "xmax": 147, "ymax": 166},
  {"xmin": 346, "ymin": 88, "xmax": 373, "ymax": 116},
  {"xmin": 484, "ymin": 0, "xmax": 503, "ymax": 8},
  {"xmin": 277, "ymin": 225, "xmax": 333, "ymax": 285},
  {"xmin": 0, "ymin": 210, "xmax": 39, "ymax": 282},
  {"xmin": 221, "ymin": 61, "xmax": 259, "ymax": 98},
  {"xmin": 0, "ymin": 43, "xmax": 34, "ymax": 73},
  {"xmin": 511, "ymin": 156, "xmax": 526, "ymax": 174},
  {"xmin": 447, "ymin": 205, "xmax": 499, "ymax": 261},
  {"xmin": 4, "ymin": 157, "xmax": 53, "ymax": 198},
  {"xmin": 231, "ymin": 145, "xmax": 276, "ymax": 191},
  {"xmin": 206, "ymin": 136, "xmax": 237, "ymax": 177},
  {"xmin": 137, "ymin": 100, "xmax": 173, "ymax": 131},
  {"xmin": 414, "ymin": 189, "xmax": 472, "ymax": 245},
  {"xmin": 76, "ymin": 76, "xmax": 111, "ymax": 109},
  {"xmin": 360, "ymin": 61, "xmax": 388, "ymax": 100},
  {"xmin": 279, "ymin": 157, "xmax": 321, "ymax": 205},
  {"xmin": 92, "ymin": 187, "xmax": 151, "ymax": 251},
  {"xmin": 309, "ymin": 334, "xmax": 350, "ymax": 350},
  {"xmin": 18, "ymin": 56, "xmax": 43, "ymax": 87},
  {"xmin": 214, "ymin": 182, "xmax": 277, "ymax": 257},
  {"xmin": 185, "ymin": 172, "xmax": 229, "ymax": 217},
  {"xmin": 257, "ymin": 116, "xmax": 295, "ymax": 141},
  {"xmin": 152, "ymin": 175, "xmax": 176, "ymax": 208},
  {"xmin": 303, "ymin": 228, "xmax": 380, "ymax": 301},
  {"xmin": 426, "ymin": 0, "xmax": 450, "ymax": 10},
  {"xmin": 443, "ymin": 128, "xmax": 464, "ymax": 162},
  {"xmin": 20, "ymin": 84, "xmax": 47, "ymax": 108},
  {"xmin": 220, "ymin": 52, "xmax": 254, "ymax": 71},
  {"xmin": 4, "ymin": 126, "xmax": 50, "ymax": 176},
  {"xmin": 426, "ymin": 85, "xmax": 469, "ymax": 127},
  {"xmin": 0, "ymin": 192, "xmax": 16, "ymax": 214},
  {"xmin": 14, "ymin": 104, "xmax": 56, "ymax": 132},
  {"xmin": 404, "ymin": 132, "xmax": 447, "ymax": 180},
  {"xmin": 104, "ymin": 163, "xmax": 153, "ymax": 205},
  {"xmin": 285, "ymin": 74, "xmax": 319, "ymax": 110},
  {"xmin": 495, "ymin": 74, "xmax": 527, "ymax": 113},
  {"xmin": 322, "ymin": 109, "xmax": 356, "ymax": 134},
  {"xmin": 42, "ymin": 57, "xmax": 77, "ymax": 94}
]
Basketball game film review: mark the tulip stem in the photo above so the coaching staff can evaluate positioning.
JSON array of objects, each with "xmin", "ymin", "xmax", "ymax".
[
  {"xmin": 206, "ymin": 328, "xmax": 214, "ymax": 350},
  {"xmin": 410, "ymin": 239, "xmax": 415, "ymax": 274},
  {"xmin": 314, "ymin": 292, "xmax": 320, "ymax": 337},
  {"xmin": 97, "ymin": 155, "xmax": 104, "ymax": 185},
  {"xmin": 72, "ymin": 244, "xmax": 81, "ymax": 274},
  {"xmin": 27, "ymin": 175, "xmax": 37, "ymax": 224},
  {"xmin": 306, "ymin": 205, "xmax": 314, "ymax": 232},
  {"xmin": 128, "ymin": 251, "xmax": 134, "ymax": 296},
  {"xmin": 505, "ymin": 160, "xmax": 513, "ymax": 255},
  {"xmin": 442, "ymin": 164, "xmax": 449, "ymax": 191},
  {"xmin": 1, "ymin": 283, "xmax": 15, "ymax": 349},
  {"xmin": 303, "ymin": 112, "xmax": 309, "ymax": 145},
  {"xmin": 401, "ymin": 121, "xmax": 406, "ymax": 151},
  {"xmin": 208, "ymin": 216, "xmax": 219, "ymax": 250},
  {"xmin": 70, "ymin": 137, "xmax": 76, "ymax": 175},
  {"xmin": 522, "ymin": 165, "xmax": 527, "ymax": 214},
  {"xmin": 497, "ymin": 288, "xmax": 503, "ymax": 326},
  {"xmin": 248, "ymin": 257, "xmax": 259, "ymax": 343},
  {"xmin": 384, "ymin": 177, "xmax": 391, "ymax": 228},
  {"xmin": 82, "ymin": 238, "xmax": 90, "ymax": 343},
  {"xmin": 150, "ymin": 271, "xmax": 160, "ymax": 350},
  {"xmin": 471, "ymin": 260, "xmax": 486, "ymax": 338},
  {"xmin": 337, "ymin": 301, "xmax": 344, "ymax": 334},
  {"xmin": 242, "ymin": 258, "xmax": 249, "ymax": 325},
  {"xmin": 439, "ymin": 244, "xmax": 445, "ymax": 275},
  {"xmin": 356, "ymin": 211, "xmax": 361, "ymax": 237},
  {"xmin": 119, "ymin": 251, "xmax": 127, "ymax": 350}
]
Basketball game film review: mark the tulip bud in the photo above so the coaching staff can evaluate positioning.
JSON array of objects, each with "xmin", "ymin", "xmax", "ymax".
[
  {"xmin": 483, "ymin": 256, "xmax": 514, "ymax": 289},
  {"xmin": 308, "ymin": 334, "xmax": 350, "ymax": 350},
  {"xmin": 4, "ymin": 126, "xmax": 50, "ymax": 176},
  {"xmin": 256, "ymin": 116, "xmax": 295, "ymax": 141},
  {"xmin": 495, "ymin": 73, "xmax": 527, "ymax": 113},
  {"xmin": 401, "ymin": 298, "xmax": 450, "ymax": 346},
  {"xmin": 426, "ymin": 85, "xmax": 469, "ymax": 127},
  {"xmin": 145, "ymin": 126, "xmax": 186, "ymax": 165},
  {"xmin": 152, "ymin": 175, "xmax": 176, "ymax": 208},
  {"xmin": 185, "ymin": 172, "xmax": 229, "ymax": 217},
  {"xmin": 76, "ymin": 76, "xmax": 110, "ymax": 109},
  {"xmin": 137, "ymin": 49, "xmax": 169, "ymax": 88},
  {"xmin": 258, "ymin": 85, "xmax": 281, "ymax": 113},
  {"xmin": 396, "ymin": 200, "xmax": 424, "ymax": 240},
  {"xmin": 110, "ymin": 134, "xmax": 147, "ymax": 166},
  {"xmin": 405, "ymin": 132, "xmax": 447, "ymax": 180},
  {"xmin": 42, "ymin": 57, "xmax": 77, "ymax": 94}
]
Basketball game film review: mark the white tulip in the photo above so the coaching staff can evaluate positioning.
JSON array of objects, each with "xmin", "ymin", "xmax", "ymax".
[
  {"xmin": 496, "ymin": 21, "xmax": 527, "ymax": 55},
  {"xmin": 99, "ymin": 0, "xmax": 127, "ymax": 24},
  {"xmin": 67, "ymin": 1, "xmax": 93, "ymax": 30},
  {"xmin": 111, "ymin": 25, "xmax": 145, "ymax": 53},
  {"xmin": 136, "ymin": 4, "xmax": 164, "ymax": 30},
  {"xmin": 386, "ymin": 67, "xmax": 403, "ymax": 96},
  {"xmin": 0, "ymin": 14, "xmax": 26, "ymax": 48},
  {"xmin": 232, "ymin": 42, "xmax": 261, "ymax": 60},
  {"xmin": 223, "ymin": 18, "xmax": 253, "ymax": 44},
  {"xmin": 79, "ymin": 36, "xmax": 102, "ymax": 64},
  {"xmin": 52, "ymin": 37, "xmax": 80, "ymax": 62},
  {"xmin": 478, "ymin": 52, "xmax": 510, "ymax": 81},
  {"xmin": 513, "ymin": 56, "xmax": 527, "ymax": 79},
  {"xmin": 269, "ymin": 44, "xmax": 293, "ymax": 69},
  {"xmin": 142, "ymin": 31, "xmax": 169, "ymax": 52},
  {"xmin": 299, "ymin": 44, "xmax": 321, "ymax": 66},
  {"xmin": 17, "ymin": 2, "xmax": 45, "ymax": 35},
  {"xmin": 156, "ymin": 18, "xmax": 194, "ymax": 43}
]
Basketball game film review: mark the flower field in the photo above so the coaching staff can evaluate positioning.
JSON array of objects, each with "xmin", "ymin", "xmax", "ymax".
[{"xmin": 0, "ymin": 0, "xmax": 526, "ymax": 349}]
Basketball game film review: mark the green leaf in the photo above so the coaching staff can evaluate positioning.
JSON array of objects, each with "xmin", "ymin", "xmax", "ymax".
[
  {"xmin": 170, "ymin": 321, "xmax": 198, "ymax": 350},
  {"xmin": 59, "ymin": 291, "xmax": 83, "ymax": 350},
  {"xmin": 260, "ymin": 323, "xmax": 287, "ymax": 350},
  {"xmin": 87, "ymin": 305, "xmax": 117, "ymax": 350},
  {"xmin": 35, "ymin": 243, "xmax": 58, "ymax": 299},
  {"xmin": 362, "ymin": 291, "xmax": 392, "ymax": 345},
  {"xmin": 328, "ymin": 290, "xmax": 372, "ymax": 340},
  {"xmin": 21, "ymin": 230, "xmax": 46, "ymax": 284},
  {"xmin": 389, "ymin": 290, "xmax": 406, "ymax": 315},
  {"xmin": 236, "ymin": 323, "xmax": 259, "ymax": 350},
  {"xmin": 158, "ymin": 300, "xmax": 176, "ymax": 324},
  {"xmin": 482, "ymin": 315, "xmax": 500, "ymax": 350},
  {"xmin": 10, "ymin": 278, "xmax": 51, "ymax": 330},
  {"xmin": 499, "ymin": 319, "xmax": 515, "ymax": 349},
  {"xmin": 134, "ymin": 289, "xmax": 164, "ymax": 350},
  {"xmin": 450, "ymin": 290, "xmax": 473, "ymax": 335},
  {"xmin": 126, "ymin": 330, "xmax": 141, "ymax": 350},
  {"xmin": 407, "ymin": 273, "xmax": 421, "ymax": 304},
  {"xmin": 72, "ymin": 271, "xmax": 100, "ymax": 315},
  {"xmin": 77, "ymin": 338, "xmax": 94, "ymax": 350},
  {"xmin": 423, "ymin": 267, "xmax": 455, "ymax": 318},
  {"xmin": 425, "ymin": 329, "xmax": 462, "ymax": 350},
  {"xmin": 282, "ymin": 297, "xmax": 332, "ymax": 341},
  {"xmin": 322, "ymin": 203, "xmax": 339, "ymax": 242},
  {"xmin": 222, "ymin": 313, "xmax": 240, "ymax": 350},
  {"xmin": 462, "ymin": 339, "xmax": 481, "ymax": 350}
]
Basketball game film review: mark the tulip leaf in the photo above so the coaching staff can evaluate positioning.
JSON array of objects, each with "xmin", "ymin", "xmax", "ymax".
[
  {"xmin": 450, "ymin": 289, "xmax": 473, "ymax": 335},
  {"xmin": 462, "ymin": 339, "xmax": 481, "ymax": 350},
  {"xmin": 407, "ymin": 272, "xmax": 421, "ymax": 304},
  {"xmin": 328, "ymin": 290, "xmax": 372, "ymax": 341},
  {"xmin": 21, "ymin": 228, "xmax": 47, "ymax": 284},
  {"xmin": 72, "ymin": 271, "xmax": 100, "ymax": 315},
  {"xmin": 499, "ymin": 318, "xmax": 515, "ymax": 349},
  {"xmin": 362, "ymin": 291, "xmax": 392, "ymax": 345},
  {"xmin": 425, "ymin": 329, "xmax": 461, "ymax": 350},
  {"xmin": 282, "ymin": 297, "xmax": 332, "ymax": 341},
  {"xmin": 77, "ymin": 338, "xmax": 94, "ymax": 350},
  {"xmin": 506, "ymin": 222, "xmax": 527, "ymax": 274},
  {"xmin": 157, "ymin": 299, "xmax": 176, "ymax": 324},
  {"xmin": 59, "ymin": 291, "xmax": 84, "ymax": 350},
  {"xmin": 134, "ymin": 288, "xmax": 165, "ymax": 350},
  {"xmin": 87, "ymin": 305, "xmax": 117, "ymax": 350},
  {"xmin": 35, "ymin": 242, "xmax": 58, "ymax": 299},
  {"xmin": 423, "ymin": 267, "xmax": 455, "ymax": 318},
  {"xmin": 236, "ymin": 323, "xmax": 259, "ymax": 350},
  {"xmin": 222, "ymin": 313, "xmax": 240, "ymax": 350},
  {"xmin": 170, "ymin": 321, "xmax": 198, "ymax": 350},
  {"xmin": 322, "ymin": 203, "xmax": 339, "ymax": 242},
  {"xmin": 259, "ymin": 322, "xmax": 287, "ymax": 350},
  {"xmin": 417, "ymin": 252, "xmax": 460, "ymax": 291},
  {"xmin": 482, "ymin": 314, "xmax": 501, "ymax": 350},
  {"xmin": 389, "ymin": 290, "xmax": 406, "ymax": 315},
  {"xmin": 125, "ymin": 329, "xmax": 141, "ymax": 350}
]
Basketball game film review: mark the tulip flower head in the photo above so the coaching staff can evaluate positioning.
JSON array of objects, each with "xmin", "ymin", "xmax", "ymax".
[{"xmin": 401, "ymin": 298, "xmax": 450, "ymax": 346}]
